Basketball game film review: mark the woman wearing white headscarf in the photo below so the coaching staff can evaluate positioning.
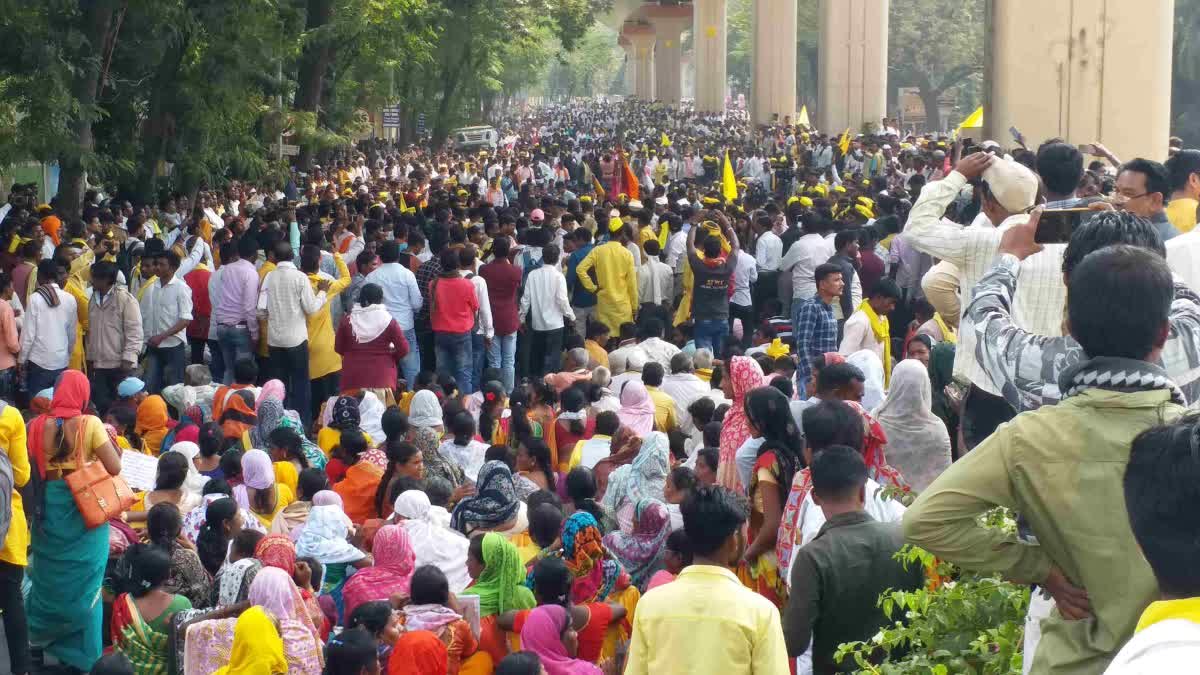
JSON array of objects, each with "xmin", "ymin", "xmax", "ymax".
[
  {"xmin": 602, "ymin": 431, "xmax": 670, "ymax": 532},
  {"xmin": 871, "ymin": 359, "xmax": 951, "ymax": 492},
  {"xmin": 847, "ymin": 349, "xmax": 887, "ymax": 410},
  {"xmin": 168, "ymin": 441, "xmax": 211, "ymax": 501},
  {"xmin": 407, "ymin": 390, "xmax": 444, "ymax": 432},
  {"xmin": 295, "ymin": 503, "xmax": 372, "ymax": 608},
  {"xmin": 392, "ymin": 490, "xmax": 471, "ymax": 592},
  {"xmin": 357, "ymin": 390, "xmax": 387, "ymax": 444}
]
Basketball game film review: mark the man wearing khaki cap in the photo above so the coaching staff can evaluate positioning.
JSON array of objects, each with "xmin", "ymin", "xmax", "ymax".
[{"xmin": 901, "ymin": 152, "xmax": 1060, "ymax": 452}]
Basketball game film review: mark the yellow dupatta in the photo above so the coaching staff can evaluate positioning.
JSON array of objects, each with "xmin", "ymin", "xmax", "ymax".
[
  {"xmin": 214, "ymin": 606, "xmax": 287, "ymax": 675},
  {"xmin": 858, "ymin": 300, "xmax": 891, "ymax": 386},
  {"xmin": 932, "ymin": 312, "xmax": 958, "ymax": 344}
]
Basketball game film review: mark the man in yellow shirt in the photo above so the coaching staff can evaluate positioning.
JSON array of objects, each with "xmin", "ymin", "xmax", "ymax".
[
  {"xmin": 626, "ymin": 485, "xmax": 789, "ymax": 674},
  {"xmin": 1166, "ymin": 149, "xmax": 1200, "ymax": 234},
  {"xmin": 0, "ymin": 400, "xmax": 29, "ymax": 674},
  {"xmin": 641, "ymin": 362, "xmax": 677, "ymax": 434},
  {"xmin": 576, "ymin": 218, "xmax": 638, "ymax": 335}
]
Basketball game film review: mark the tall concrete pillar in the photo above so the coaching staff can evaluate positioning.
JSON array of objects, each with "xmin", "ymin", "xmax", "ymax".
[
  {"xmin": 618, "ymin": 37, "xmax": 635, "ymax": 96},
  {"xmin": 750, "ymin": 0, "xmax": 798, "ymax": 124},
  {"xmin": 693, "ymin": 0, "xmax": 727, "ymax": 113},
  {"xmin": 624, "ymin": 24, "xmax": 657, "ymax": 102},
  {"xmin": 985, "ymin": 0, "xmax": 1174, "ymax": 161},
  {"xmin": 645, "ymin": 5, "xmax": 692, "ymax": 106},
  {"xmin": 817, "ymin": 0, "xmax": 888, "ymax": 133}
]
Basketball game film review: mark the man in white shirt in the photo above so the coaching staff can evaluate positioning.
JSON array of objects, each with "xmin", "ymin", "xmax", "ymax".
[
  {"xmin": 660, "ymin": 351, "xmax": 712, "ymax": 436},
  {"xmin": 839, "ymin": 279, "xmax": 901, "ymax": 362},
  {"xmin": 781, "ymin": 219, "xmax": 836, "ymax": 325},
  {"xmin": 518, "ymin": 243, "xmax": 574, "ymax": 377},
  {"xmin": 20, "ymin": 259, "xmax": 77, "ymax": 395},
  {"xmin": 729, "ymin": 247, "xmax": 758, "ymax": 348},
  {"xmin": 636, "ymin": 317, "xmax": 681, "ymax": 371},
  {"xmin": 663, "ymin": 214, "xmax": 688, "ymax": 302},
  {"xmin": 140, "ymin": 250, "xmax": 194, "ymax": 394},
  {"xmin": 458, "ymin": 244, "xmax": 493, "ymax": 395},
  {"xmin": 258, "ymin": 241, "xmax": 331, "ymax": 427},
  {"xmin": 902, "ymin": 152, "xmax": 1052, "ymax": 451},
  {"xmin": 637, "ymin": 240, "xmax": 674, "ymax": 319}
]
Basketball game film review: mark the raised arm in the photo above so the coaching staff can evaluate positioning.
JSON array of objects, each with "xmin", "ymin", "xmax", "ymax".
[{"xmin": 904, "ymin": 153, "xmax": 995, "ymax": 266}]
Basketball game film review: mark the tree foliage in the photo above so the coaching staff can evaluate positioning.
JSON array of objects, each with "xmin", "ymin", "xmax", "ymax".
[
  {"xmin": 888, "ymin": 0, "xmax": 985, "ymax": 131},
  {"xmin": 0, "ymin": 0, "xmax": 609, "ymax": 212}
]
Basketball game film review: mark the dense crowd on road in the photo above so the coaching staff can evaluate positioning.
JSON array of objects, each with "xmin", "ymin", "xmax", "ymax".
[{"xmin": 0, "ymin": 98, "xmax": 1199, "ymax": 674}]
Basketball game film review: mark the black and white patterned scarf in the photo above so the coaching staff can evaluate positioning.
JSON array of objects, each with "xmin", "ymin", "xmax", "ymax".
[{"xmin": 1057, "ymin": 355, "xmax": 1185, "ymax": 406}]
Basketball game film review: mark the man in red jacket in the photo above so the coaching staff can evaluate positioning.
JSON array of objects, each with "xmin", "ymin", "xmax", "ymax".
[{"xmin": 479, "ymin": 236, "xmax": 521, "ymax": 393}]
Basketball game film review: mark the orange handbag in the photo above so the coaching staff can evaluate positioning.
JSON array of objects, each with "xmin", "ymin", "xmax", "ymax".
[{"xmin": 64, "ymin": 417, "xmax": 136, "ymax": 528}]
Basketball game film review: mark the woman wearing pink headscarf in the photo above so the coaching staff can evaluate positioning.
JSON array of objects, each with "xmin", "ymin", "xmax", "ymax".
[
  {"xmin": 615, "ymin": 381, "xmax": 655, "ymax": 438},
  {"xmin": 234, "ymin": 448, "xmax": 296, "ymax": 528},
  {"xmin": 519, "ymin": 604, "xmax": 602, "ymax": 675},
  {"xmin": 184, "ymin": 566, "xmax": 324, "ymax": 674},
  {"xmin": 717, "ymin": 356, "xmax": 766, "ymax": 492},
  {"xmin": 341, "ymin": 525, "xmax": 416, "ymax": 618}
]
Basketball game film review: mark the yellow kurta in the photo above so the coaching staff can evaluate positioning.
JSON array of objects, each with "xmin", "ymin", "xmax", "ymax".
[
  {"xmin": 0, "ymin": 404, "xmax": 29, "ymax": 566},
  {"xmin": 64, "ymin": 278, "xmax": 88, "ymax": 372},
  {"xmin": 576, "ymin": 241, "xmax": 637, "ymax": 335},
  {"xmin": 305, "ymin": 254, "xmax": 351, "ymax": 380},
  {"xmin": 257, "ymin": 260, "xmax": 276, "ymax": 357}
]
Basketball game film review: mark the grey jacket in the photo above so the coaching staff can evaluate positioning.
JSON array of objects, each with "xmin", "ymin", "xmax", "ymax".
[{"xmin": 87, "ymin": 287, "xmax": 144, "ymax": 369}]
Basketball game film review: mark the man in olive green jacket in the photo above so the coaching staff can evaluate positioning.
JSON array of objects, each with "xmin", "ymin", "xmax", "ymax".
[{"xmin": 904, "ymin": 216, "xmax": 1184, "ymax": 674}]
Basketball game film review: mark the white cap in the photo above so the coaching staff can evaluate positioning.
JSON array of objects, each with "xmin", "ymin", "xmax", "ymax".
[
  {"xmin": 981, "ymin": 157, "xmax": 1039, "ymax": 213},
  {"xmin": 655, "ymin": 196, "xmax": 668, "ymax": 206},
  {"xmin": 676, "ymin": 198, "xmax": 691, "ymax": 207},
  {"xmin": 610, "ymin": 209, "xmax": 621, "ymax": 218},
  {"xmin": 629, "ymin": 199, "xmax": 644, "ymax": 210}
]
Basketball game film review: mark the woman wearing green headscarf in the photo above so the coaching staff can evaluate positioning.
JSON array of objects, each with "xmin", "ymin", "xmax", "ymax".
[
  {"xmin": 467, "ymin": 532, "xmax": 537, "ymax": 664},
  {"xmin": 927, "ymin": 341, "xmax": 960, "ymax": 460}
]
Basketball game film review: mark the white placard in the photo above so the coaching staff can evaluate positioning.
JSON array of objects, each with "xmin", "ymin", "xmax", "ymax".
[{"xmin": 120, "ymin": 450, "xmax": 159, "ymax": 492}]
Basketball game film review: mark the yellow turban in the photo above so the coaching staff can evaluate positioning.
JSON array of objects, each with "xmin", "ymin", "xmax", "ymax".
[
  {"xmin": 798, "ymin": 196, "xmax": 813, "ymax": 207},
  {"xmin": 787, "ymin": 196, "xmax": 800, "ymax": 206},
  {"xmin": 854, "ymin": 204, "xmax": 874, "ymax": 219},
  {"xmin": 833, "ymin": 186, "xmax": 847, "ymax": 194},
  {"xmin": 608, "ymin": 217, "xmax": 624, "ymax": 233}
]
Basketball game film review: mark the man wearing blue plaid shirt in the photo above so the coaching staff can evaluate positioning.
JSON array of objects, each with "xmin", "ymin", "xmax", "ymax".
[{"xmin": 793, "ymin": 262, "xmax": 843, "ymax": 397}]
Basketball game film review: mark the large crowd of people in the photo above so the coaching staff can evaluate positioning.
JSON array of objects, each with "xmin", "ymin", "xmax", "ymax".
[{"xmin": 0, "ymin": 98, "xmax": 1198, "ymax": 674}]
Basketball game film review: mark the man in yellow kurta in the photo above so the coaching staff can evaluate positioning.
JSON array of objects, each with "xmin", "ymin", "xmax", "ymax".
[
  {"xmin": 301, "ymin": 249, "xmax": 351, "ymax": 404},
  {"xmin": 576, "ymin": 218, "xmax": 638, "ymax": 335}
]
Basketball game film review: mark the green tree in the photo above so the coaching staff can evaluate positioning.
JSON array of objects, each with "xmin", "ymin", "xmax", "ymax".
[{"xmin": 888, "ymin": 0, "xmax": 985, "ymax": 132}]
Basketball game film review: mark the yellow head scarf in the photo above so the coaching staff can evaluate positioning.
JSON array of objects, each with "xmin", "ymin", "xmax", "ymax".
[
  {"xmin": 214, "ymin": 606, "xmax": 287, "ymax": 675},
  {"xmin": 765, "ymin": 338, "xmax": 790, "ymax": 359}
]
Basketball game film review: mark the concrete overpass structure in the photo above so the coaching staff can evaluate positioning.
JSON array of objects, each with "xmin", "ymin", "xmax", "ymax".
[{"xmin": 604, "ymin": 0, "xmax": 1173, "ymax": 158}]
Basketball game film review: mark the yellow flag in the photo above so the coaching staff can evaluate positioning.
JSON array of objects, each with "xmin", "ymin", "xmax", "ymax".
[
  {"xmin": 661, "ymin": 132, "xmax": 671, "ymax": 147},
  {"xmin": 957, "ymin": 106, "xmax": 984, "ymax": 132},
  {"xmin": 721, "ymin": 151, "xmax": 738, "ymax": 203},
  {"xmin": 798, "ymin": 105, "xmax": 811, "ymax": 128},
  {"xmin": 838, "ymin": 128, "xmax": 851, "ymax": 155}
]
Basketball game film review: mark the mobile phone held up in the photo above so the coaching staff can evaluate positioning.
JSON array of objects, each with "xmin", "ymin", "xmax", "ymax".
[{"xmin": 1035, "ymin": 208, "xmax": 1090, "ymax": 244}]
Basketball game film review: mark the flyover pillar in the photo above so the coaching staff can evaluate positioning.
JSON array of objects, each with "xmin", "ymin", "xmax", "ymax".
[
  {"xmin": 817, "ymin": 0, "xmax": 888, "ymax": 133},
  {"xmin": 618, "ymin": 37, "xmax": 635, "ymax": 96},
  {"xmin": 645, "ymin": 5, "xmax": 692, "ymax": 106},
  {"xmin": 692, "ymin": 0, "xmax": 727, "ymax": 113},
  {"xmin": 985, "ymin": 0, "xmax": 1174, "ymax": 161},
  {"xmin": 750, "ymin": 0, "xmax": 798, "ymax": 125},
  {"xmin": 624, "ymin": 25, "xmax": 657, "ymax": 102}
]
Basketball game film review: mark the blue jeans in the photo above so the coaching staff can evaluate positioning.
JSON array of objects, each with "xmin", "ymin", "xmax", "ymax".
[
  {"xmin": 215, "ymin": 324, "xmax": 253, "ymax": 385},
  {"xmin": 145, "ymin": 343, "xmax": 186, "ymax": 394},
  {"xmin": 435, "ymin": 331, "xmax": 472, "ymax": 394},
  {"xmin": 401, "ymin": 328, "xmax": 420, "ymax": 387},
  {"xmin": 467, "ymin": 333, "xmax": 486, "ymax": 394},
  {"xmin": 693, "ymin": 319, "xmax": 730, "ymax": 357},
  {"xmin": 24, "ymin": 363, "xmax": 63, "ymax": 399},
  {"xmin": 488, "ymin": 333, "xmax": 517, "ymax": 393}
]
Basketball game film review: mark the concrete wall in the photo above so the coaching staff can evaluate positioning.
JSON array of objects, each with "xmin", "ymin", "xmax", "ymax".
[
  {"xmin": 817, "ymin": 0, "xmax": 888, "ymax": 133},
  {"xmin": 986, "ymin": 0, "xmax": 1174, "ymax": 161}
]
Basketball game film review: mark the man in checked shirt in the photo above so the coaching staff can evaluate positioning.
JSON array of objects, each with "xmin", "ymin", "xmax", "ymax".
[{"xmin": 792, "ymin": 262, "xmax": 843, "ymax": 398}]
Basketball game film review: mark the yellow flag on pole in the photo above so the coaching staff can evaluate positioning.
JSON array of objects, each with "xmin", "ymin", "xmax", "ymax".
[
  {"xmin": 797, "ymin": 105, "xmax": 811, "ymax": 128},
  {"xmin": 957, "ymin": 106, "xmax": 984, "ymax": 132},
  {"xmin": 838, "ymin": 128, "xmax": 851, "ymax": 155},
  {"xmin": 721, "ymin": 151, "xmax": 738, "ymax": 203}
]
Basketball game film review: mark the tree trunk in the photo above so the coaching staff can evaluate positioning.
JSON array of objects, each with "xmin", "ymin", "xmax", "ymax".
[
  {"xmin": 918, "ymin": 86, "xmax": 943, "ymax": 133},
  {"xmin": 430, "ymin": 48, "xmax": 471, "ymax": 147},
  {"xmin": 294, "ymin": 0, "xmax": 336, "ymax": 167},
  {"xmin": 137, "ymin": 33, "xmax": 190, "ymax": 200},
  {"xmin": 58, "ymin": 0, "xmax": 119, "ymax": 217}
]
